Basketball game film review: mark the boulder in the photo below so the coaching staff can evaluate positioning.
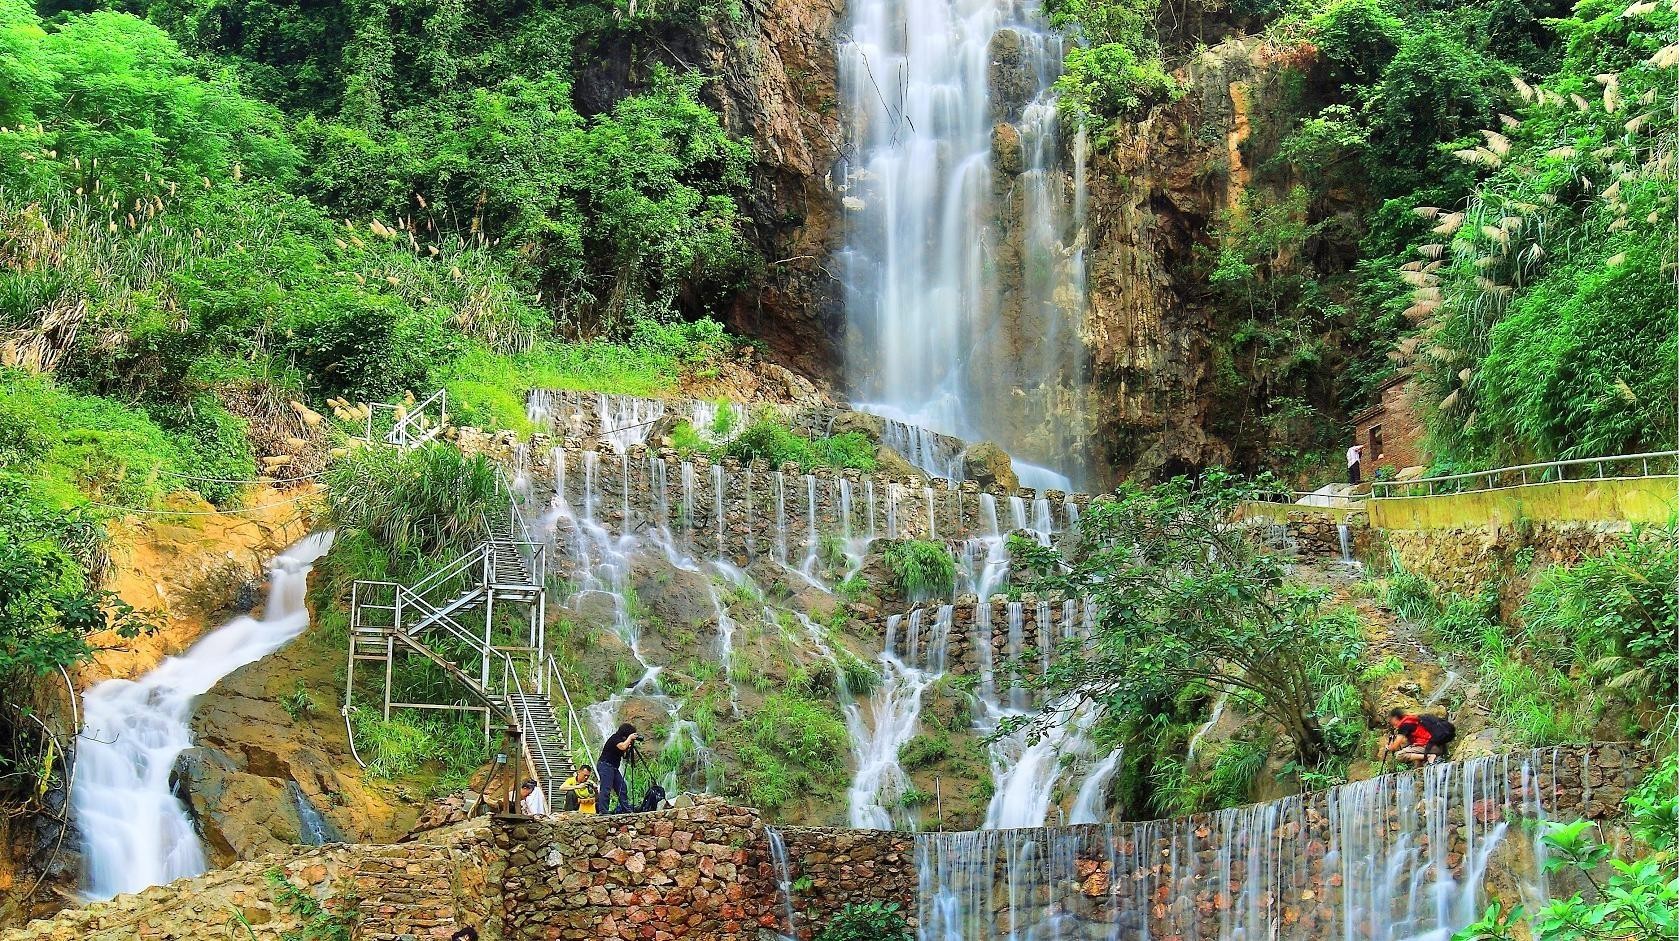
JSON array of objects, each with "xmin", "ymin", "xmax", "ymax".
[
  {"xmin": 962, "ymin": 442, "xmax": 1020, "ymax": 492},
  {"xmin": 988, "ymin": 28, "xmax": 1035, "ymax": 122}
]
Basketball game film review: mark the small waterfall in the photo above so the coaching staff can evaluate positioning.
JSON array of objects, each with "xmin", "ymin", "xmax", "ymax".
[
  {"xmin": 712, "ymin": 464, "xmax": 726, "ymax": 556},
  {"xmin": 876, "ymin": 417, "xmax": 967, "ymax": 481},
  {"xmin": 74, "ymin": 532, "xmax": 335, "ymax": 900},
  {"xmin": 1338, "ymin": 522, "xmax": 1354, "ymax": 562},
  {"xmin": 799, "ymin": 474, "xmax": 821, "ymax": 578},
  {"xmin": 773, "ymin": 471, "xmax": 789, "ymax": 565},
  {"xmin": 690, "ymin": 400, "xmax": 745, "ymax": 444},
  {"xmin": 849, "ymin": 606, "xmax": 952, "ymax": 829},
  {"xmin": 1066, "ymin": 747, "xmax": 1123, "ymax": 824},
  {"xmin": 917, "ymin": 751, "xmax": 1566, "ymax": 941},
  {"xmin": 595, "ymin": 393, "xmax": 663, "ymax": 453},
  {"xmin": 767, "ymin": 827, "xmax": 799, "ymax": 938},
  {"xmin": 287, "ymin": 781, "xmax": 340, "ymax": 846}
]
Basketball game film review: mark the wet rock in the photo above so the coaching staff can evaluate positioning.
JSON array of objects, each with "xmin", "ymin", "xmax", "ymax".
[
  {"xmin": 988, "ymin": 28, "xmax": 1035, "ymax": 122},
  {"xmin": 992, "ymin": 123, "xmax": 1024, "ymax": 175},
  {"xmin": 962, "ymin": 442, "xmax": 1020, "ymax": 492}
]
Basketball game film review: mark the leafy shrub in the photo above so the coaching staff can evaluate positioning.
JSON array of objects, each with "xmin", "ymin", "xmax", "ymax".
[
  {"xmin": 721, "ymin": 419, "xmax": 876, "ymax": 472},
  {"xmin": 882, "ymin": 540, "xmax": 956, "ymax": 600},
  {"xmin": 814, "ymin": 901, "xmax": 913, "ymax": 941},
  {"xmin": 1521, "ymin": 533, "xmax": 1678, "ymax": 707},
  {"xmin": 898, "ymin": 733, "xmax": 951, "ymax": 770},
  {"xmin": 728, "ymin": 693, "xmax": 848, "ymax": 811}
]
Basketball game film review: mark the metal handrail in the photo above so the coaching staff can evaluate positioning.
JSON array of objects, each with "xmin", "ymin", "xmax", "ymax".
[
  {"xmin": 546, "ymin": 655, "xmax": 595, "ymax": 765},
  {"xmin": 392, "ymin": 584, "xmax": 558, "ymax": 791},
  {"xmin": 1371, "ymin": 451, "xmax": 1678, "ymax": 498},
  {"xmin": 1251, "ymin": 490, "xmax": 1367, "ymax": 507},
  {"xmin": 379, "ymin": 388, "xmax": 448, "ymax": 448}
]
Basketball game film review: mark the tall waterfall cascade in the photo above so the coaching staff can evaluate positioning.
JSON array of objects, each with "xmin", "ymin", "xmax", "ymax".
[
  {"xmin": 837, "ymin": 0, "xmax": 1092, "ymax": 488},
  {"xmin": 73, "ymin": 533, "xmax": 335, "ymax": 900}
]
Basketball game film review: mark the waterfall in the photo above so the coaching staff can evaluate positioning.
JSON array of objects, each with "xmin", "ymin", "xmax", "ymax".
[
  {"xmin": 849, "ymin": 607, "xmax": 952, "ymax": 829},
  {"xmin": 837, "ymin": 0, "xmax": 1089, "ymax": 483},
  {"xmin": 767, "ymin": 827, "xmax": 799, "ymax": 938},
  {"xmin": 595, "ymin": 393, "xmax": 663, "ymax": 453},
  {"xmin": 74, "ymin": 532, "xmax": 335, "ymax": 900},
  {"xmin": 878, "ymin": 418, "xmax": 967, "ymax": 481},
  {"xmin": 917, "ymin": 751, "xmax": 1565, "ymax": 941},
  {"xmin": 1066, "ymin": 747, "xmax": 1123, "ymax": 824}
]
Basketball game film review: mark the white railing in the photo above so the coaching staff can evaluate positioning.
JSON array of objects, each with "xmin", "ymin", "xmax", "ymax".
[
  {"xmin": 545, "ymin": 655, "xmax": 595, "ymax": 764},
  {"xmin": 1371, "ymin": 451, "xmax": 1678, "ymax": 498},
  {"xmin": 389, "ymin": 583, "xmax": 558, "ymax": 789},
  {"xmin": 373, "ymin": 389, "xmax": 448, "ymax": 448},
  {"xmin": 1251, "ymin": 490, "xmax": 1366, "ymax": 508}
]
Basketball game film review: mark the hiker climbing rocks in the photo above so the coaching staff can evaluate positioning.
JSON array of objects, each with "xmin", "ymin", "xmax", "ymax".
[{"xmin": 1381, "ymin": 708, "xmax": 1455, "ymax": 765}]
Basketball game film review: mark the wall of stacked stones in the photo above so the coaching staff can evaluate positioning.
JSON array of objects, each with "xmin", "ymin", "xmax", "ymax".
[
  {"xmin": 541, "ymin": 446, "xmax": 1090, "ymax": 570},
  {"xmin": 1382, "ymin": 520, "xmax": 1658, "ymax": 608},
  {"xmin": 773, "ymin": 827, "xmax": 917, "ymax": 940},
  {"xmin": 1, "ymin": 821, "xmax": 498, "ymax": 941},
  {"xmin": 943, "ymin": 744, "xmax": 1643, "ymax": 941},
  {"xmin": 1237, "ymin": 509, "xmax": 1379, "ymax": 560},
  {"xmin": 492, "ymin": 747, "xmax": 1639, "ymax": 941},
  {"xmin": 496, "ymin": 800, "xmax": 771, "ymax": 941}
]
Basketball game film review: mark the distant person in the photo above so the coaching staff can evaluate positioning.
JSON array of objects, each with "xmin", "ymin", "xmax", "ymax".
[
  {"xmin": 597, "ymin": 723, "xmax": 639, "ymax": 814},
  {"xmin": 1347, "ymin": 443, "xmax": 1364, "ymax": 486},
  {"xmin": 1381, "ymin": 708, "xmax": 1454, "ymax": 765},
  {"xmin": 560, "ymin": 764, "xmax": 599, "ymax": 814},
  {"xmin": 518, "ymin": 778, "xmax": 548, "ymax": 816},
  {"xmin": 450, "ymin": 928, "xmax": 478, "ymax": 941}
]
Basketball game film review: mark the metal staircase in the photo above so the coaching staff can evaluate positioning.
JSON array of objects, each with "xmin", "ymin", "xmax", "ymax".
[{"xmin": 344, "ymin": 445, "xmax": 593, "ymax": 805}]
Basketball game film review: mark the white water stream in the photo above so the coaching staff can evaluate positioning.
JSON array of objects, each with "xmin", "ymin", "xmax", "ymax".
[
  {"xmin": 838, "ymin": 0, "xmax": 1089, "ymax": 482},
  {"xmin": 73, "ymin": 532, "xmax": 334, "ymax": 900}
]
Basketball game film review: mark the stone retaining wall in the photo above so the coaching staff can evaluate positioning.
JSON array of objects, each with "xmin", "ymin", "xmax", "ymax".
[
  {"xmin": 868, "ymin": 597, "xmax": 1096, "ymax": 677},
  {"xmin": 1236, "ymin": 508, "xmax": 1380, "ymax": 561},
  {"xmin": 1381, "ymin": 519, "xmax": 1662, "ymax": 610},
  {"xmin": 543, "ymin": 446, "xmax": 1089, "ymax": 571},
  {"xmin": 10, "ymin": 747, "xmax": 1643, "ymax": 941},
  {"xmin": 2, "ymin": 821, "xmax": 497, "ymax": 941}
]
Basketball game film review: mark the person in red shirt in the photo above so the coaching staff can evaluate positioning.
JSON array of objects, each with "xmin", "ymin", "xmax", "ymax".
[{"xmin": 1381, "ymin": 708, "xmax": 1439, "ymax": 765}]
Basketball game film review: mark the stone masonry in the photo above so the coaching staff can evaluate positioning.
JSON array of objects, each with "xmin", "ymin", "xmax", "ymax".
[{"xmin": 6, "ymin": 746, "xmax": 1646, "ymax": 941}]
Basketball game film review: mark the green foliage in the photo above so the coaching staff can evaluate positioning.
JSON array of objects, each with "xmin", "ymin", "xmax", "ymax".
[
  {"xmin": 1055, "ymin": 43, "xmax": 1180, "ymax": 127},
  {"xmin": 882, "ymin": 540, "xmax": 957, "ymax": 601},
  {"xmin": 325, "ymin": 442, "xmax": 510, "ymax": 567},
  {"xmin": 1521, "ymin": 532, "xmax": 1678, "ymax": 709},
  {"xmin": 897, "ymin": 733, "xmax": 951, "ymax": 771},
  {"xmin": 264, "ymin": 869, "xmax": 357, "ymax": 941},
  {"xmin": 719, "ymin": 419, "xmax": 877, "ymax": 472},
  {"xmin": 0, "ymin": 370, "xmax": 252, "ymax": 508},
  {"xmin": 1452, "ymin": 754, "xmax": 1676, "ymax": 941},
  {"xmin": 347, "ymin": 708, "xmax": 488, "ymax": 792},
  {"xmin": 280, "ymin": 684, "xmax": 317, "ymax": 721},
  {"xmin": 814, "ymin": 901, "xmax": 914, "ymax": 941},
  {"xmin": 1045, "ymin": 0, "xmax": 1177, "ymax": 127},
  {"xmin": 0, "ymin": 473, "xmax": 153, "ymax": 682},
  {"xmin": 1011, "ymin": 470, "xmax": 1364, "ymax": 763},
  {"xmin": 728, "ymin": 692, "xmax": 848, "ymax": 811}
]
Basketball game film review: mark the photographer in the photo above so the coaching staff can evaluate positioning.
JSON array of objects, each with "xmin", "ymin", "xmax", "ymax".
[{"xmin": 596, "ymin": 722, "xmax": 638, "ymax": 814}]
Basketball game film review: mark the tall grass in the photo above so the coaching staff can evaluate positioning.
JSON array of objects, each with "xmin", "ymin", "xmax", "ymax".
[{"xmin": 325, "ymin": 442, "xmax": 509, "ymax": 567}]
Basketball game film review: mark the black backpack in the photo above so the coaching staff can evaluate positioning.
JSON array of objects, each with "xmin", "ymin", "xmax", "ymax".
[
  {"xmin": 1418, "ymin": 714, "xmax": 1456, "ymax": 746},
  {"xmin": 638, "ymin": 783, "xmax": 666, "ymax": 813}
]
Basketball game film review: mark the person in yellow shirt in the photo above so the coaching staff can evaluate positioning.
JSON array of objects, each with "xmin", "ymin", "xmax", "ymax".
[{"xmin": 560, "ymin": 764, "xmax": 599, "ymax": 814}]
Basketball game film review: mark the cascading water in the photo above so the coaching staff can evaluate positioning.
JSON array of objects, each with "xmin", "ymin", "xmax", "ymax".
[
  {"xmin": 1066, "ymin": 747, "xmax": 1123, "ymax": 824},
  {"xmin": 837, "ymin": 0, "xmax": 1091, "ymax": 484},
  {"xmin": 917, "ymin": 750, "xmax": 1568, "ymax": 941},
  {"xmin": 74, "ymin": 532, "xmax": 334, "ymax": 900},
  {"xmin": 849, "ymin": 607, "xmax": 952, "ymax": 829}
]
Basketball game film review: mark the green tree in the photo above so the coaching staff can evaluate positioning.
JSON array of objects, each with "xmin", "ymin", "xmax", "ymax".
[{"xmin": 1011, "ymin": 471, "xmax": 1365, "ymax": 763}]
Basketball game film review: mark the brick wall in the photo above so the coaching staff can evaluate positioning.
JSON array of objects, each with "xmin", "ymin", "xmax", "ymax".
[{"xmin": 1352, "ymin": 377, "xmax": 1426, "ymax": 474}]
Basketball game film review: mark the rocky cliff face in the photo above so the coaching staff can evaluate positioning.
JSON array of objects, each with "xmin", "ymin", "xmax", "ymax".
[
  {"xmin": 572, "ymin": 0, "xmax": 847, "ymax": 384},
  {"xmin": 1084, "ymin": 38, "xmax": 1324, "ymax": 480}
]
